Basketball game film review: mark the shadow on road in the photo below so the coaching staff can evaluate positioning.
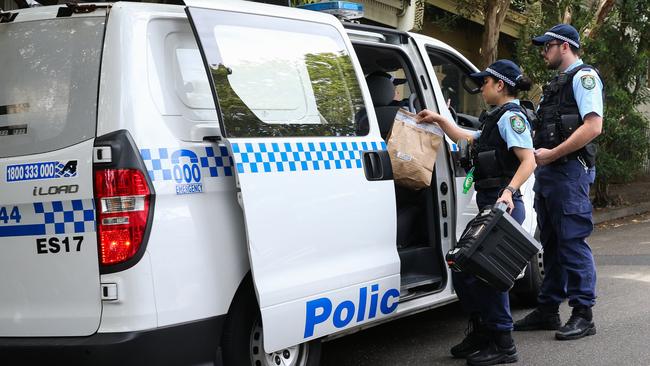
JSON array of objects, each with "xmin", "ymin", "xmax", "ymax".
[{"xmin": 321, "ymin": 298, "xmax": 535, "ymax": 366}]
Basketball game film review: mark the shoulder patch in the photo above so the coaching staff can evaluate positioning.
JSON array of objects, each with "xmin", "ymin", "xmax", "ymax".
[
  {"xmin": 509, "ymin": 114, "xmax": 526, "ymax": 134},
  {"xmin": 581, "ymin": 75, "xmax": 596, "ymax": 90}
]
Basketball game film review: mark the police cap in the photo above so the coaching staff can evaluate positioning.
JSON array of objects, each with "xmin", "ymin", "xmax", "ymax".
[{"xmin": 532, "ymin": 24, "xmax": 581, "ymax": 49}]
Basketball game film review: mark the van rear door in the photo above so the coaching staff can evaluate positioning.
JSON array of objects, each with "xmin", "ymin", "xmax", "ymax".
[
  {"xmin": 186, "ymin": 0, "xmax": 401, "ymax": 353},
  {"xmin": 0, "ymin": 12, "xmax": 106, "ymax": 336}
]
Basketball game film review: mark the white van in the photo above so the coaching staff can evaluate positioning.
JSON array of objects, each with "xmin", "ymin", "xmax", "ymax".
[{"xmin": 0, "ymin": 1, "xmax": 541, "ymax": 365}]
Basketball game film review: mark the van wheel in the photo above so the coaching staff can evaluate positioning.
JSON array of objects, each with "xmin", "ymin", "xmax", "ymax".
[
  {"xmin": 512, "ymin": 229, "xmax": 544, "ymax": 306},
  {"xmin": 222, "ymin": 282, "xmax": 321, "ymax": 366},
  {"xmin": 249, "ymin": 318, "xmax": 319, "ymax": 366},
  {"xmin": 512, "ymin": 252, "xmax": 543, "ymax": 306}
]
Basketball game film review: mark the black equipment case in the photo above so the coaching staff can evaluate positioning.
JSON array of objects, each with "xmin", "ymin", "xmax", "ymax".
[{"xmin": 446, "ymin": 202, "xmax": 542, "ymax": 291}]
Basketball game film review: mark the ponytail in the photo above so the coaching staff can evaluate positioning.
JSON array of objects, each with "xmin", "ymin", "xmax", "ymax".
[
  {"xmin": 504, "ymin": 74, "xmax": 532, "ymax": 96},
  {"xmin": 515, "ymin": 75, "xmax": 532, "ymax": 91}
]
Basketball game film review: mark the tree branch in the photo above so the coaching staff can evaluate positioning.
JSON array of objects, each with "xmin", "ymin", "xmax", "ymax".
[
  {"xmin": 479, "ymin": 0, "xmax": 511, "ymax": 68},
  {"xmin": 562, "ymin": 5, "xmax": 572, "ymax": 24},
  {"xmin": 583, "ymin": 0, "xmax": 616, "ymax": 39}
]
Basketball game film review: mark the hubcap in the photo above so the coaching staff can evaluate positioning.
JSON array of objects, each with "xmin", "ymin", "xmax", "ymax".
[{"xmin": 250, "ymin": 319, "xmax": 309, "ymax": 366}]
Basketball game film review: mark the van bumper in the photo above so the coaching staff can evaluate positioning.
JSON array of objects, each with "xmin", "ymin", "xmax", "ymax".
[{"xmin": 0, "ymin": 315, "xmax": 225, "ymax": 366}]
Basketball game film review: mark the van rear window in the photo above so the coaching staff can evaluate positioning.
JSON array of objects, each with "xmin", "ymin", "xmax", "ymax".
[{"xmin": 0, "ymin": 17, "xmax": 105, "ymax": 158}]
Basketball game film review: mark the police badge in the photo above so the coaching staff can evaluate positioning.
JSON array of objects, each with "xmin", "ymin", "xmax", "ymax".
[
  {"xmin": 510, "ymin": 115, "xmax": 526, "ymax": 134},
  {"xmin": 581, "ymin": 75, "xmax": 596, "ymax": 90}
]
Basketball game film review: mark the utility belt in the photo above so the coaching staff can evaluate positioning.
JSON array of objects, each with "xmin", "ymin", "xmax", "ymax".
[
  {"xmin": 466, "ymin": 149, "xmax": 517, "ymax": 191},
  {"xmin": 475, "ymin": 177, "xmax": 515, "ymax": 191},
  {"xmin": 549, "ymin": 147, "xmax": 596, "ymax": 168},
  {"xmin": 534, "ymin": 113, "xmax": 596, "ymax": 168}
]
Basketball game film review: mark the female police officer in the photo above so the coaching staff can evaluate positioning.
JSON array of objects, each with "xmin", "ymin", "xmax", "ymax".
[{"xmin": 417, "ymin": 60, "xmax": 536, "ymax": 366}]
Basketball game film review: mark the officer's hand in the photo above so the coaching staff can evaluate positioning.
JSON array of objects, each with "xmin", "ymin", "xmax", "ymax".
[
  {"xmin": 496, "ymin": 191, "xmax": 514, "ymax": 213},
  {"xmin": 416, "ymin": 109, "xmax": 441, "ymax": 124},
  {"xmin": 534, "ymin": 148, "xmax": 557, "ymax": 166}
]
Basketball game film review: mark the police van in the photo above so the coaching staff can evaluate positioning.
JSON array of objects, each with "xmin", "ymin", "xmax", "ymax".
[{"xmin": 0, "ymin": 1, "xmax": 541, "ymax": 365}]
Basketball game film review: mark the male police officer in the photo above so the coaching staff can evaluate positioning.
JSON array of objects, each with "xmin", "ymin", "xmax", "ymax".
[{"xmin": 514, "ymin": 24, "xmax": 603, "ymax": 341}]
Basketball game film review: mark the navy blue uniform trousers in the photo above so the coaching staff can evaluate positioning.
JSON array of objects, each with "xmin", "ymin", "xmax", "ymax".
[
  {"xmin": 534, "ymin": 160, "xmax": 597, "ymax": 308},
  {"xmin": 452, "ymin": 188, "xmax": 525, "ymax": 331}
]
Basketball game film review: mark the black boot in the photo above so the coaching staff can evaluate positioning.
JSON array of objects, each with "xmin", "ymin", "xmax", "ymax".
[
  {"xmin": 513, "ymin": 305, "xmax": 561, "ymax": 331},
  {"xmin": 555, "ymin": 306, "xmax": 596, "ymax": 341},
  {"xmin": 466, "ymin": 331, "xmax": 518, "ymax": 366},
  {"xmin": 451, "ymin": 314, "xmax": 489, "ymax": 358}
]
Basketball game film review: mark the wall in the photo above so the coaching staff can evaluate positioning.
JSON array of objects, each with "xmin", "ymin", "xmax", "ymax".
[{"xmin": 418, "ymin": 4, "xmax": 518, "ymax": 67}]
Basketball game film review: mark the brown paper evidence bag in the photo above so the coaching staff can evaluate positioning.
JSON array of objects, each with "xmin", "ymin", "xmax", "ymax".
[{"xmin": 386, "ymin": 109, "xmax": 444, "ymax": 190}]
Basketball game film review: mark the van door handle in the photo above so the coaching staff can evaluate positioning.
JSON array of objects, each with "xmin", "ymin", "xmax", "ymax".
[{"xmin": 362, "ymin": 150, "xmax": 393, "ymax": 181}]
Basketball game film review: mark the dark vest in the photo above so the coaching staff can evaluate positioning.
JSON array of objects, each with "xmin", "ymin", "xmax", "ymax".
[
  {"xmin": 534, "ymin": 63, "xmax": 602, "ymax": 167},
  {"xmin": 473, "ymin": 102, "xmax": 524, "ymax": 190}
]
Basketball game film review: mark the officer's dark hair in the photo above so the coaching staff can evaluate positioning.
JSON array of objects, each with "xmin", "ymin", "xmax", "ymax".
[
  {"xmin": 569, "ymin": 44, "xmax": 581, "ymax": 56},
  {"xmin": 489, "ymin": 75, "xmax": 533, "ymax": 96}
]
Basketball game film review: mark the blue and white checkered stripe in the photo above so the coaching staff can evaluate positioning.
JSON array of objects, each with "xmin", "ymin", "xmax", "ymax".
[
  {"xmin": 55, "ymin": 162, "xmax": 76, "ymax": 178},
  {"xmin": 34, "ymin": 199, "xmax": 95, "ymax": 235},
  {"xmin": 140, "ymin": 148, "xmax": 172, "ymax": 181},
  {"xmin": 140, "ymin": 147, "xmax": 234, "ymax": 182},
  {"xmin": 200, "ymin": 146, "xmax": 234, "ymax": 178},
  {"xmin": 0, "ymin": 200, "xmax": 95, "ymax": 238},
  {"xmin": 231, "ymin": 141, "xmax": 386, "ymax": 174}
]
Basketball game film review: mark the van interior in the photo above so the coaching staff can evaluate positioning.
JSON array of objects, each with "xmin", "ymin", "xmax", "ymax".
[
  {"xmin": 353, "ymin": 43, "xmax": 448, "ymax": 301},
  {"xmin": 426, "ymin": 51, "xmax": 484, "ymax": 130}
]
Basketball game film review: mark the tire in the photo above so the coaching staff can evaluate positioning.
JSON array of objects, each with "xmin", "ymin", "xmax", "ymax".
[
  {"xmin": 512, "ymin": 253, "xmax": 543, "ymax": 305},
  {"xmin": 221, "ymin": 279, "xmax": 322, "ymax": 366},
  {"xmin": 512, "ymin": 229, "xmax": 544, "ymax": 306}
]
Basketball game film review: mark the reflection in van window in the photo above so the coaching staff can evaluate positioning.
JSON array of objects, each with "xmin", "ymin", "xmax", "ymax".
[
  {"xmin": 190, "ymin": 9, "xmax": 364, "ymax": 138},
  {"xmin": 0, "ymin": 18, "xmax": 105, "ymax": 158},
  {"xmin": 174, "ymin": 48, "xmax": 215, "ymax": 110}
]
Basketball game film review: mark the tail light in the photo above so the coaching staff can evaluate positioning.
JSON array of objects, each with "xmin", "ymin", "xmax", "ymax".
[{"xmin": 94, "ymin": 169, "xmax": 151, "ymax": 266}]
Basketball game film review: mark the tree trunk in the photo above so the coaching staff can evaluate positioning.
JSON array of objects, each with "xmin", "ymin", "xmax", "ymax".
[
  {"xmin": 632, "ymin": 33, "xmax": 650, "ymax": 103},
  {"xmin": 583, "ymin": 0, "xmax": 616, "ymax": 39},
  {"xmin": 593, "ymin": 176, "xmax": 610, "ymax": 208},
  {"xmin": 562, "ymin": 5, "xmax": 572, "ymax": 24},
  {"xmin": 479, "ymin": 0, "xmax": 511, "ymax": 69}
]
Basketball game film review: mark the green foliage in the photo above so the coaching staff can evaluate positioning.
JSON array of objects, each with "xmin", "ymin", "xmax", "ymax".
[
  {"xmin": 516, "ymin": 0, "xmax": 650, "ymax": 206},
  {"xmin": 305, "ymin": 52, "xmax": 364, "ymax": 131},
  {"xmin": 454, "ymin": 0, "xmax": 486, "ymax": 19},
  {"xmin": 423, "ymin": 4, "xmax": 462, "ymax": 32},
  {"xmin": 510, "ymin": 0, "xmax": 527, "ymax": 12}
]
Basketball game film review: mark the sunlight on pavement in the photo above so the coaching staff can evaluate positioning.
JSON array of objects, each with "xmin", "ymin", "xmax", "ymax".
[{"xmin": 607, "ymin": 272, "xmax": 650, "ymax": 283}]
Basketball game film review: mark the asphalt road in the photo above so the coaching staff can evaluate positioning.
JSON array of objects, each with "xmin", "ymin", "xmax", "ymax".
[{"xmin": 321, "ymin": 213, "xmax": 650, "ymax": 366}]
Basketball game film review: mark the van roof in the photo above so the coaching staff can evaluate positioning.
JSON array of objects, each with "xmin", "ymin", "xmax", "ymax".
[
  {"xmin": 2, "ymin": 3, "xmax": 109, "ymax": 23},
  {"xmin": 187, "ymin": 0, "xmax": 343, "ymax": 25},
  {"xmin": 343, "ymin": 22, "xmax": 410, "ymax": 43},
  {"xmin": 342, "ymin": 23, "xmax": 479, "ymax": 73},
  {"xmin": 409, "ymin": 32, "xmax": 479, "ymax": 73},
  {"xmin": 6, "ymin": 0, "xmax": 341, "ymax": 25}
]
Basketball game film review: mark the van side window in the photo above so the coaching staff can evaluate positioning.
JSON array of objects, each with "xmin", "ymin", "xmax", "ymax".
[
  {"xmin": 154, "ymin": 23, "xmax": 219, "ymax": 125},
  {"xmin": 173, "ymin": 48, "xmax": 215, "ymax": 110},
  {"xmin": 190, "ymin": 9, "xmax": 365, "ymax": 138},
  {"xmin": 427, "ymin": 50, "xmax": 485, "ymax": 118}
]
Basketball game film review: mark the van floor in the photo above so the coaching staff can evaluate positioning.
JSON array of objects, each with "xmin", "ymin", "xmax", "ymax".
[{"xmin": 398, "ymin": 246, "xmax": 444, "ymax": 292}]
